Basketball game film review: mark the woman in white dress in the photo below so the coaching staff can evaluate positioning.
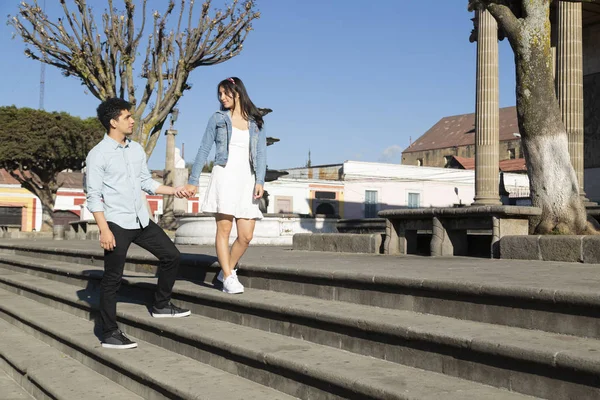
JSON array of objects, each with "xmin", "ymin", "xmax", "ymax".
[{"xmin": 185, "ymin": 77, "xmax": 267, "ymax": 294}]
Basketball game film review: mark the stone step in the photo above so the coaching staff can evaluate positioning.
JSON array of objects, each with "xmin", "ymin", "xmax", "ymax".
[
  {"xmin": 0, "ymin": 368, "xmax": 34, "ymax": 400},
  {"xmin": 0, "ymin": 318, "xmax": 143, "ymax": 400},
  {"xmin": 0, "ymin": 261, "xmax": 597, "ymax": 399},
  {"xmin": 0, "ymin": 246, "xmax": 599, "ymax": 341},
  {"xmin": 0, "ymin": 290, "xmax": 296, "ymax": 399},
  {"xmin": 0, "ymin": 279, "xmax": 540, "ymax": 400}
]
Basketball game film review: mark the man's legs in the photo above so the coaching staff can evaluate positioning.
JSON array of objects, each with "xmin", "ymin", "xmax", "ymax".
[
  {"xmin": 100, "ymin": 222, "xmax": 136, "ymax": 337},
  {"xmin": 133, "ymin": 220, "xmax": 189, "ymax": 316}
]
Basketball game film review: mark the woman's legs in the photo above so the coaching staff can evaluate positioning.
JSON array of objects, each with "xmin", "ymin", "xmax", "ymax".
[
  {"xmin": 229, "ymin": 218, "xmax": 256, "ymax": 269},
  {"xmin": 215, "ymin": 213, "xmax": 235, "ymax": 279}
]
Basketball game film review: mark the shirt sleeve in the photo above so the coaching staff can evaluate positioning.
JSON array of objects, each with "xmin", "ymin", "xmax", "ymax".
[
  {"xmin": 85, "ymin": 149, "xmax": 105, "ymax": 213},
  {"xmin": 140, "ymin": 149, "xmax": 161, "ymax": 195}
]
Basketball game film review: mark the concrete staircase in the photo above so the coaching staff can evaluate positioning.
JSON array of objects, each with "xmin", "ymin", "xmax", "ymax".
[{"xmin": 0, "ymin": 242, "xmax": 598, "ymax": 399}]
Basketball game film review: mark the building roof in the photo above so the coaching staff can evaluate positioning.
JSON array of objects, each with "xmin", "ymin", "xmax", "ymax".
[
  {"xmin": 451, "ymin": 156, "xmax": 475, "ymax": 170},
  {"xmin": 0, "ymin": 169, "xmax": 16, "ymax": 185},
  {"xmin": 499, "ymin": 158, "xmax": 527, "ymax": 173},
  {"xmin": 0, "ymin": 169, "xmax": 84, "ymax": 189},
  {"xmin": 451, "ymin": 156, "xmax": 527, "ymax": 173},
  {"xmin": 403, "ymin": 106, "xmax": 520, "ymax": 154}
]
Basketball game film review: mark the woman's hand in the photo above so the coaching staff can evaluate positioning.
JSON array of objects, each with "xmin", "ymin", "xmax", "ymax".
[
  {"xmin": 173, "ymin": 186, "xmax": 190, "ymax": 198},
  {"xmin": 254, "ymin": 183, "xmax": 264, "ymax": 199},
  {"xmin": 184, "ymin": 183, "xmax": 198, "ymax": 197}
]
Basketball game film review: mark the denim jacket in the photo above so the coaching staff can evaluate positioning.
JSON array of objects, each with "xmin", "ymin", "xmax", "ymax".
[{"xmin": 188, "ymin": 110, "xmax": 267, "ymax": 186}]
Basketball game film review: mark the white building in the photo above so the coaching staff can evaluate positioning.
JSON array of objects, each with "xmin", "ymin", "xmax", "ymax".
[
  {"xmin": 282, "ymin": 161, "xmax": 531, "ymax": 219},
  {"xmin": 1, "ymin": 160, "xmax": 531, "ymax": 231}
]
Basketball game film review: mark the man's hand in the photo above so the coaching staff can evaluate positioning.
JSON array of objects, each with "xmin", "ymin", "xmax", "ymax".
[
  {"xmin": 173, "ymin": 186, "xmax": 190, "ymax": 198},
  {"xmin": 100, "ymin": 229, "xmax": 116, "ymax": 251},
  {"xmin": 254, "ymin": 183, "xmax": 264, "ymax": 200},
  {"xmin": 184, "ymin": 183, "xmax": 198, "ymax": 197}
]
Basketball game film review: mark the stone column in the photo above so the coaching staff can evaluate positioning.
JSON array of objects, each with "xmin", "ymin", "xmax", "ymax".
[
  {"xmin": 473, "ymin": 9, "xmax": 501, "ymax": 205},
  {"xmin": 173, "ymin": 168, "xmax": 189, "ymax": 214},
  {"xmin": 160, "ymin": 128, "xmax": 177, "ymax": 229},
  {"xmin": 556, "ymin": 1, "xmax": 589, "ymax": 203}
]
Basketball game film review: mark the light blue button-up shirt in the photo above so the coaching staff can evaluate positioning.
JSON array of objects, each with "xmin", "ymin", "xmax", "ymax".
[{"xmin": 85, "ymin": 135, "xmax": 160, "ymax": 229}]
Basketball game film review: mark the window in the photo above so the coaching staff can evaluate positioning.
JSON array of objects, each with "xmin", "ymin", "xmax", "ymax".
[
  {"xmin": 417, "ymin": 158, "xmax": 423, "ymax": 167},
  {"xmin": 275, "ymin": 196, "xmax": 293, "ymax": 213},
  {"xmin": 315, "ymin": 191, "xmax": 336, "ymax": 200},
  {"xmin": 408, "ymin": 192, "xmax": 420, "ymax": 208},
  {"xmin": 508, "ymin": 148, "xmax": 516, "ymax": 160},
  {"xmin": 364, "ymin": 190, "xmax": 378, "ymax": 218}
]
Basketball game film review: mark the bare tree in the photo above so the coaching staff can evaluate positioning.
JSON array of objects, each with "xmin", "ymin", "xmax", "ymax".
[
  {"xmin": 9, "ymin": 0, "xmax": 260, "ymax": 157},
  {"xmin": 468, "ymin": 0, "xmax": 599, "ymax": 234}
]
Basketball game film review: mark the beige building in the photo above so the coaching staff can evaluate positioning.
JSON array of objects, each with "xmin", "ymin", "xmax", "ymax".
[{"xmin": 402, "ymin": 107, "xmax": 523, "ymax": 169}]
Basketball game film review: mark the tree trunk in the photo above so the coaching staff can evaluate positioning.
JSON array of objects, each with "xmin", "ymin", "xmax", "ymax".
[
  {"xmin": 511, "ymin": 8, "xmax": 593, "ymax": 234},
  {"xmin": 38, "ymin": 192, "xmax": 56, "ymax": 232}
]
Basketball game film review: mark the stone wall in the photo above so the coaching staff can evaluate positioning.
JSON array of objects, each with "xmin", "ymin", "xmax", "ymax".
[
  {"xmin": 583, "ymin": 23, "xmax": 600, "ymax": 168},
  {"xmin": 402, "ymin": 140, "xmax": 522, "ymax": 168},
  {"xmin": 584, "ymin": 73, "xmax": 600, "ymax": 168},
  {"xmin": 500, "ymin": 235, "xmax": 600, "ymax": 264},
  {"xmin": 583, "ymin": 23, "xmax": 600, "ymax": 76},
  {"xmin": 583, "ymin": 167, "xmax": 600, "ymax": 203}
]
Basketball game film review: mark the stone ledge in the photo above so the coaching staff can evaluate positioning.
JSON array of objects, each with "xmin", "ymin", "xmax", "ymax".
[
  {"xmin": 499, "ymin": 235, "xmax": 600, "ymax": 263},
  {"xmin": 379, "ymin": 205, "xmax": 541, "ymax": 218},
  {"xmin": 1, "ymin": 232, "xmax": 53, "ymax": 240},
  {"xmin": 336, "ymin": 218, "xmax": 386, "ymax": 233},
  {"xmin": 292, "ymin": 233, "xmax": 383, "ymax": 254},
  {"xmin": 2, "ymin": 241, "xmax": 600, "ymax": 308}
]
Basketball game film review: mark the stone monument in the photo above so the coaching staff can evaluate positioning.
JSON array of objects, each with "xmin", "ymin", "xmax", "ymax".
[{"xmin": 160, "ymin": 109, "xmax": 181, "ymax": 230}]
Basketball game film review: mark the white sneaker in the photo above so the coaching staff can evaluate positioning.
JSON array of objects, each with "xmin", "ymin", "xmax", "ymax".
[
  {"xmin": 222, "ymin": 275, "xmax": 244, "ymax": 294},
  {"xmin": 217, "ymin": 268, "xmax": 237, "ymax": 283}
]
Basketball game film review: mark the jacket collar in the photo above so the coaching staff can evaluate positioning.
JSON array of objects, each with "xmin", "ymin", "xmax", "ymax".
[{"xmin": 217, "ymin": 110, "xmax": 255, "ymax": 130}]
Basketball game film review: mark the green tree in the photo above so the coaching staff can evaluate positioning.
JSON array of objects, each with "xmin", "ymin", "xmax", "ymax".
[
  {"xmin": 202, "ymin": 160, "xmax": 215, "ymax": 173},
  {"xmin": 9, "ymin": 0, "xmax": 259, "ymax": 158},
  {"xmin": 184, "ymin": 160, "xmax": 213, "ymax": 176},
  {"xmin": 468, "ymin": 0, "xmax": 598, "ymax": 234},
  {"xmin": 0, "ymin": 106, "xmax": 103, "ymax": 231}
]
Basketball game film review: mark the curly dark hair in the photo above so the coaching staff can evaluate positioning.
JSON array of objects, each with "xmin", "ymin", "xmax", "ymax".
[{"xmin": 96, "ymin": 98, "xmax": 132, "ymax": 131}]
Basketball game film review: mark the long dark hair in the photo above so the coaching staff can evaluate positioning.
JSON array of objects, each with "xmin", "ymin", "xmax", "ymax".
[{"xmin": 218, "ymin": 77, "xmax": 264, "ymax": 130}]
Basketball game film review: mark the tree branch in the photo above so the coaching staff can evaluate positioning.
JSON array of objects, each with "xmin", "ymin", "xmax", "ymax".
[
  {"xmin": 9, "ymin": 0, "xmax": 260, "ymax": 157},
  {"xmin": 487, "ymin": 3, "xmax": 521, "ymax": 44}
]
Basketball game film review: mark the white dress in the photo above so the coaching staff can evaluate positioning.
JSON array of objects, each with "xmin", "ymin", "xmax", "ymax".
[{"xmin": 201, "ymin": 126, "xmax": 263, "ymax": 219}]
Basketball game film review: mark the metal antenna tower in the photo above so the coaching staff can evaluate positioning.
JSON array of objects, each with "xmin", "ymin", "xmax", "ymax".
[{"xmin": 39, "ymin": 0, "xmax": 46, "ymax": 110}]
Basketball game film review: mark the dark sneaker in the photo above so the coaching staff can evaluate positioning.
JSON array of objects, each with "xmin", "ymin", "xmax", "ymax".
[
  {"xmin": 152, "ymin": 302, "xmax": 191, "ymax": 318},
  {"xmin": 101, "ymin": 330, "xmax": 138, "ymax": 349}
]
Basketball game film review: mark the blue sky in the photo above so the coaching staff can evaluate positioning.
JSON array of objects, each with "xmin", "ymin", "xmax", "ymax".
[{"xmin": 0, "ymin": 0, "xmax": 518, "ymax": 171}]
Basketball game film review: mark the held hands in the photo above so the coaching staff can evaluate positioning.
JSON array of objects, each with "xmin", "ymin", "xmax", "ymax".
[
  {"xmin": 183, "ymin": 183, "xmax": 198, "ymax": 197},
  {"xmin": 173, "ymin": 186, "xmax": 193, "ymax": 198},
  {"xmin": 254, "ymin": 183, "xmax": 264, "ymax": 200},
  {"xmin": 100, "ymin": 229, "xmax": 116, "ymax": 251}
]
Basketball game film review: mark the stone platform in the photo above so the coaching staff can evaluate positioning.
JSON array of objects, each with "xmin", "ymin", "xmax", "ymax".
[{"xmin": 379, "ymin": 205, "xmax": 541, "ymax": 257}]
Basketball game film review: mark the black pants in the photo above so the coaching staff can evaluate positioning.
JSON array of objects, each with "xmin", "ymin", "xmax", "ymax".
[{"xmin": 100, "ymin": 220, "xmax": 180, "ymax": 337}]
